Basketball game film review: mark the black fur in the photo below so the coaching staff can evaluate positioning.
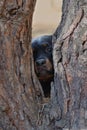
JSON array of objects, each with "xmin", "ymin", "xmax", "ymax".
[{"xmin": 32, "ymin": 35, "xmax": 53, "ymax": 97}]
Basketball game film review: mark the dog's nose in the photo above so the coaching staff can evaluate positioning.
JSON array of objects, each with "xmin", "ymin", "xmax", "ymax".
[{"xmin": 36, "ymin": 59, "xmax": 46, "ymax": 66}]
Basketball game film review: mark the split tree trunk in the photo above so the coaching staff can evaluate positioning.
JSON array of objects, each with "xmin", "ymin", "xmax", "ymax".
[{"xmin": 0, "ymin": 0, "xmax": 87, "ymax": 130}]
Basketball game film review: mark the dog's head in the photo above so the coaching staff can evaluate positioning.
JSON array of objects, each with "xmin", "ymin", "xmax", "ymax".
[{"xmin": 32, "ymin": 35, "xmax": 53, "ymax": 81}]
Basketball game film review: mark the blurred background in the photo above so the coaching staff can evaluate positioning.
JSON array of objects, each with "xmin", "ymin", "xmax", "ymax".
[{"xmin": 32, "ymin": 0, "xmax": 62, "ymax": 38}]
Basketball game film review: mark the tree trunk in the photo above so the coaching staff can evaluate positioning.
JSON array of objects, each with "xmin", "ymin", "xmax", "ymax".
[
  {"xmin": 0, "ymin": 0, "xmax": 87, "ymax": 130},
  {"xmin": 0, "ymin": 0, "xmax": 42, "ymax": 130},
  {"xmin": 52, "ymin": 0, "xmax": 87, "ymax": 129}
]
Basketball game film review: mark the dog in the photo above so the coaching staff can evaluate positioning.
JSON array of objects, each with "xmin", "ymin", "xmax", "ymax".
[{"xmin": 32, "ymin": 35, "xmax": 53, "ymax": 97}]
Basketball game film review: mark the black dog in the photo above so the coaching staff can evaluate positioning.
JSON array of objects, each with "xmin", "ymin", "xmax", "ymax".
[{"xmin": 32, "ymin": 35, "xmax": 54, "ymax": 97}]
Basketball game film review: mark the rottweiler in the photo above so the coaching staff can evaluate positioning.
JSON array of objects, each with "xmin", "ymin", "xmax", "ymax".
[{"xmin": 32, "ymin": 35, "xmax": 54, "ymax": 97}]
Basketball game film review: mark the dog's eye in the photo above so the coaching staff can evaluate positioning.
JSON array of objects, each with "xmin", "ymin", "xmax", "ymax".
[{"xmin": 45, "ymin": 47, "xmax": 52, "ymax": 53}]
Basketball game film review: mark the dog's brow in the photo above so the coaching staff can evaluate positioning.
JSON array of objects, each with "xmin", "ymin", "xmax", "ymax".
[{"xmin": 41, "ymin": 42, "xmax": 49, "ymax": 47}]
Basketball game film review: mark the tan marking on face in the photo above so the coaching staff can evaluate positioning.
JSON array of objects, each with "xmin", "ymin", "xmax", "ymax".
[
  {"xmin": 45, "ymin": 58, "xmax": 53, "ymax": 71},
  {"xmin": 34, "ymin": 58, "xmax": 53, "ymax": 81}
]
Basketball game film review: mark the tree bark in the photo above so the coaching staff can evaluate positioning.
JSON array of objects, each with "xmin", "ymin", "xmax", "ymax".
[
  {"xmin": 0, "ymin": 0, "xmax": 87, "ymax": 130},
  {"xmin": 0, "ymin": 0, "xmax": 43, "ymax": 130},
  {"xmin": 52, "ymin": 0, "xmax": 87, "ymax": 129}
]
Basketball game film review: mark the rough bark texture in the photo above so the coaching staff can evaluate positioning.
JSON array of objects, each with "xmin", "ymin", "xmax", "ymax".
[
  {"xmin": 0, "ymin": 0, "xmax": 87, "ymax": 130},
  {"xmin": 52, "ymin": 0, "xmax": 87, "ymax": 129},
  {"xmin": 0, "ymin": 0, "xmax": 43, "ymax": 130}
]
